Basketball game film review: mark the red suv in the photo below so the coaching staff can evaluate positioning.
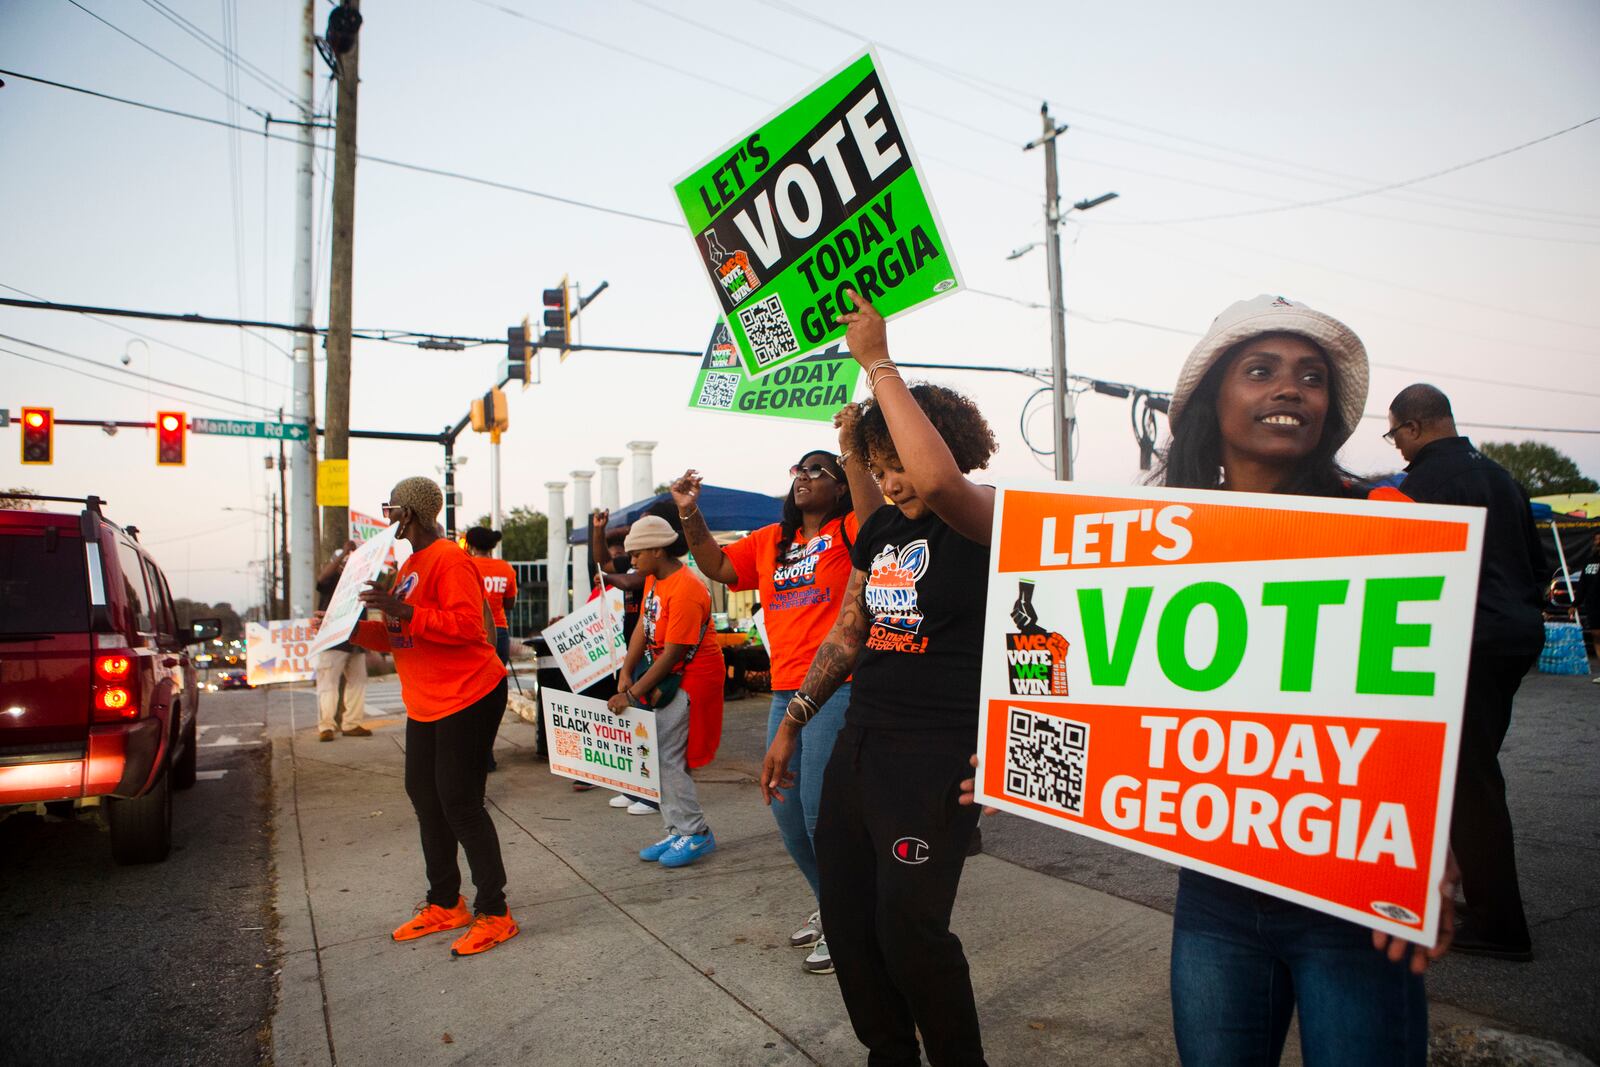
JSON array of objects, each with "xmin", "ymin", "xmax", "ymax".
[{"xmin": 0, "ymin": 494, "xmax": 219, "ymax": 863}]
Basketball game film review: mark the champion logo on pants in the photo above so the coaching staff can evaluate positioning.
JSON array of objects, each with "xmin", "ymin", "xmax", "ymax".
[{"xmin": 892, "ymin": 837, "xmax": 930, "ymax": 864}]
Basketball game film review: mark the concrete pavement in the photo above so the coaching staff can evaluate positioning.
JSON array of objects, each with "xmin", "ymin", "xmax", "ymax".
[{"xmin": 265, "ymin": 679, "xmax": 1582, "ymax": 1066}]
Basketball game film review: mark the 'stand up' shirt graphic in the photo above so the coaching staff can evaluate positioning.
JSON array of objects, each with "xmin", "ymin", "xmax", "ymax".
[
  {"xmin": 770, "ymin": 533, "xmax": 835, "ymax": 612},
  {"xmin": 865, "ymin": 539, "xmax": 930, "ymax": 653}
]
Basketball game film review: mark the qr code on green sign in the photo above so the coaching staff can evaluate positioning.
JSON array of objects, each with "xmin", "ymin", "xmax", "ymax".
[
  {"xmin": 738, "ymin": 294, "xmax": 799, "ymax": 368},
  {"xmin": 697, "ymin": 372, "xmax": 740, "ymax": 410}
]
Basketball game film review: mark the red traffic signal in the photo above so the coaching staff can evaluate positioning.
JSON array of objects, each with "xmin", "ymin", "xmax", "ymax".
[
  {"xmin": 20, "ymin": 406, "xmax": 53, "ymax": 465},
  {"xmin": 156, "ymin": 411, "xmax": 186, "ymax": 466},
  {"xmin": 541, "ymin": 276, "xmax": 570, "ymax": 351}
]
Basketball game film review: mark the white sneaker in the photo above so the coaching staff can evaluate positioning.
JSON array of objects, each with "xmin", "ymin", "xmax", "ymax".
[
  {"xmin": 608, "ymin": 793, "xmax": 631, "ymax": 809},
  {"xmin": 789, "ymin": 910, "xmax": 822, "ymax": 948},
  {"xmin": 802, "ymin": 937, "xmax": 834, "ymax": 974},
  {"xmin": 627, "ymin": 800, "xmax": 655, "ymax": 815}
]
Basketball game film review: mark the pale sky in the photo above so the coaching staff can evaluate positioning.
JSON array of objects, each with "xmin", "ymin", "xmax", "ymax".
[{"xmin": 3, "ymin": 0, "xmax": 1597, "ymax": 608}]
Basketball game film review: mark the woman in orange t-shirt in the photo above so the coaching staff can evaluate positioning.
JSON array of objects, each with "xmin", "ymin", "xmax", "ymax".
[
  {"xmin": 607, "ymin": 515, "xmax": 724, "ymax": 869},
  {"xmin": 464, "ymin": 526, "xmax": 517, "ymax": 663},
  {"xmin": 668, "ymin": 417, "xmax": 879, "ymax": 973},
  {"xmin": 314, "ymin": 476, "xmax": 516, "ymax": 958}
]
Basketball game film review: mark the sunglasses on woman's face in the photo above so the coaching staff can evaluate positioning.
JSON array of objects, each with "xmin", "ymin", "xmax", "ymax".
[{"xmin": 789, "ymin": 463, "xmax": 839, "ymax": 482}]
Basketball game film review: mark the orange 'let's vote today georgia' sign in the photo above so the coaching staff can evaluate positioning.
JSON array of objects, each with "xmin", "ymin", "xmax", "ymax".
[{"xmin": 975, "ymin": 482, "xmax": 1485, "ymax": 946}]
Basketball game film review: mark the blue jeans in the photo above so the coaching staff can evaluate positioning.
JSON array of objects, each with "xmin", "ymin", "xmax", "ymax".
[
  {"xmin": 1170, "ymin": 870, "xmax": 1427, "ymax": 1067},
  {"xmin": 766, "ymin": 685, "xmax": 850, "ymax": 900}
]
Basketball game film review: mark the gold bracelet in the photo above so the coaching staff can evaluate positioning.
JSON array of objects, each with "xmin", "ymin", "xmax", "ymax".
[
  {"xmin": 870, "ymin": 369, "xmax": 904, "ymax": 393},
  {"xmin": 679, "ymin": 504, "xmax": 699, "ymax": 521}
]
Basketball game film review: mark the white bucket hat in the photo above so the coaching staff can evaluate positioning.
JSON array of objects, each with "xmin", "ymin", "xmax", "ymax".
[
  {"xmin": 1168, "ymin": 295, "xmax": 1368, "ymax": 447},
  {"xmin": 623, "ymin": 515, "xmax": 679, "ymax": 551}
]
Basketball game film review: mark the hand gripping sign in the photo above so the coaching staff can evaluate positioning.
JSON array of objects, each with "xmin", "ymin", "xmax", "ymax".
[
  {"xmin": 673, "ymin": 49, "xmax": 962, "ymax": 378},
  {"xmin": 975, "ymin": 482, "xmax": 1485, "ymax": 946}
]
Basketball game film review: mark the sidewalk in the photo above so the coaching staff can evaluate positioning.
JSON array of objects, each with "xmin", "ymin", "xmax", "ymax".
[{"xmin": 267, "ymin": 682, "xmax": 1533, "ymax": 1066}]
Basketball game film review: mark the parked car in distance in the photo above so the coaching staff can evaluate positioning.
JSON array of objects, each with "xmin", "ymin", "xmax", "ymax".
[
  {"xmin": 0, "ymin": 494, "xmax": 220, "ymax": 864},
  {"xmin": 217, "ymin": 668, "xmax": 252, "ymax": 690}
]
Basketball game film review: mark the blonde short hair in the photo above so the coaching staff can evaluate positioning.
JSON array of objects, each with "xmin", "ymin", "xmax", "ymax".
[{"xmin": 390, "ymin": 476, "xmax": 443, "ymax": 521}]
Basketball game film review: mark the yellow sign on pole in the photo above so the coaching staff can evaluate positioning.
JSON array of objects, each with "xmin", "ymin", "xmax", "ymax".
[{"xmin": 317, "ymin": 459, "xmax": 350, "ymax": 507}]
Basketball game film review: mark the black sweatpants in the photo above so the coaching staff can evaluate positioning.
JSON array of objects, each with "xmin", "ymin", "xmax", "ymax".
[
  {"xmin": 815, "ymin": 724, "xmax": 986, "ymax": 1067},
  {"xmin": 405, "ymin": 677, "xmax": 509, "ymax": 916},
  {"xmin": 1450, "ymin": 651, "xmax": 1536, "ymax": 944}
]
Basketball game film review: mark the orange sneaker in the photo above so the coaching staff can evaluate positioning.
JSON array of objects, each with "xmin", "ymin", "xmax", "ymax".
[
  {"xmin": 391, "ymin": 897, "xmax": 471, "ymax": 942},
  {"xmin": 450, "ymin": 911, "xmax": 519, "ymax": 957}
]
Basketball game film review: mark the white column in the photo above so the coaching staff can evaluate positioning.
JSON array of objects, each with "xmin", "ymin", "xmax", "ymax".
[
  {"xmin": 287, "ymin": 0, "xmax": 318, "ymax": 615},
  {"xmin": 545, "ymin": 481, "xmax": 569, "ymax": 619},
  {"xmin": 570, "ymin": 470, "xmax": 594, "ymax": 528},
  {"xmin": 627, "ymin": 440, "xmax": 658, "ymax": 503},
  {"xmin": 596, "ymin": 456, "xmax": 623, "ymax": 510}
]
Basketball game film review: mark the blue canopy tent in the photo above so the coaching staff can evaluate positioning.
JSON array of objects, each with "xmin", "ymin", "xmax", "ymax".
[{"xmin": 570, "ymin": 484, "xmax": 783, "ymax": 544}]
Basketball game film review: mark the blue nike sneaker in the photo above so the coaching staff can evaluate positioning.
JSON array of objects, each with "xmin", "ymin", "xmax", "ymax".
[
  {"xmin": 658, "ymin": 830, "xmax": 716, "ymax": 868},
  {"xmin": 639, "ymin": 835, "xmax": 679, "ymax": 862}
]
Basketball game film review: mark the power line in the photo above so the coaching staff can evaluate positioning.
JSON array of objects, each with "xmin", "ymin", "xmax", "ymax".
[
  {"xmin": 0, "ymin": 282, "xmax": 288, "ymax": 385},
  {"xmin": 1, "ymin": 333, "xmax": 286, "ymax": 414},
  {"xmin": 2, "ymin": 345, "xmax": 264, "ymax": 416},
  {"xmin": 1358, "ymin": 413, "xmax": 1599, "ymax": 435},
  {"xmin": 61, "ymin": 0, "xmax": 269, "ymax": 119},
  {"xmin": 138, "ymin": 0, "xmax": 300, "ymax": 105}
]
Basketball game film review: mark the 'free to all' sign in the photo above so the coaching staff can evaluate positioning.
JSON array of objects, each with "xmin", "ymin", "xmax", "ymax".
[
  {"xmin": 673, "ymin": 49, "xmax": 961, "ymax": 378},
  {"xmin": 975, "ymin": 482, "xmax": 1485, "ymax": 946}
]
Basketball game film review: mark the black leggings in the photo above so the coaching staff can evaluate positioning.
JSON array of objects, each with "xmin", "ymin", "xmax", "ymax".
[
  {"xmin": 405, "ymin": 677, "xmax": 509, "ymax": 916},
  {"xmin": 815, "ymin": 724, "xmax": 986, "ymax": 1067}
]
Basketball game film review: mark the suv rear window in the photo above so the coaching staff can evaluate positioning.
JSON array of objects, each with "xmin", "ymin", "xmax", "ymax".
[{"xmin": 0, "ymin": 528, "xmax": 89, "ymax": 634}]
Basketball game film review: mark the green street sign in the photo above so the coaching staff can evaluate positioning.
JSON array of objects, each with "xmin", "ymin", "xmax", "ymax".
[
  {"xmin": 688, "ymin": 318, "xmax": 860, "ymax": 423},
  {"xmin": 191, "ymin": 417, "xmax": 309, "ymax": 441},
  {"xmin": 673, "ymin": 49, "xmax": 961, "ymax": 379}
]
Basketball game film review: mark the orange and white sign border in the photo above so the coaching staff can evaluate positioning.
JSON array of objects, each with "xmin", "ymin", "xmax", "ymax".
[{"xmin": 975, "ymin": 480, "xmax": 1485, "ymax": 946}]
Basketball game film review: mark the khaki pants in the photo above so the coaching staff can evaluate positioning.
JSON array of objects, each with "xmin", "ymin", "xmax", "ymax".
[{"xmin": 315, "ymin": 649, "xmax": 368, "ymax": 732}]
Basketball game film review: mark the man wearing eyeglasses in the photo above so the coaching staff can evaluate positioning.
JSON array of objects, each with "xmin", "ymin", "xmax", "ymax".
[{"xmin": 1386, "ymin": 383, "xmax": 1545, "ymax": 962}]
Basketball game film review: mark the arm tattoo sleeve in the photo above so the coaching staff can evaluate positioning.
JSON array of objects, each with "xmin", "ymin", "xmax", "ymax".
[{"xmin": 793, "ymin": 568, "xmax": 871, "ymax": 714}]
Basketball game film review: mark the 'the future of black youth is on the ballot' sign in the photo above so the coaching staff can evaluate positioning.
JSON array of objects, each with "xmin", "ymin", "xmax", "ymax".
[
  {"xmin": 975, "ymin": 482, "xmax": 1485, "ymax": 946},
  {"xmin": 672, "ymin": 50, "xmax": 961, "ymax": 378}
]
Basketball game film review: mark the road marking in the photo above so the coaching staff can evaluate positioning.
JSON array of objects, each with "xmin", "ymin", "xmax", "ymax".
[
  {"xmin": 200, "ymin": 723, "xmax": 264, "ymax": 732},
  {"xmin": 200, "ymin": 734, "xmax": 263, "ymax": 748},
  {"xmin": 195, "ymin": 769, "xmax": 230, "ymax": 781}
]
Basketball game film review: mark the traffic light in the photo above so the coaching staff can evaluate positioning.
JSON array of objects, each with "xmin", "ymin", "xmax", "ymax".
[
  {"xmin": 19, "ymin": 406, "xmax": 53, "ymax": 465},
  {"xmin": 469, "ymin": 388, "xmax": 509, "ymax": 433},
  {"xmin": 155, "ymin": 411, "xmax": 186, "ymax": 466},
  {"xmin": 506, "ymin": 317, "xmax": 534, "ymax": 387},
  {"xmin": 542, "ymin": 275, "xmax": 570, "ymax": 356}
]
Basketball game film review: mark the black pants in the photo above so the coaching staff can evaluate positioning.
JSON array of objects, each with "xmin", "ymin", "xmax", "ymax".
[
  {"xmin": 1450, "ymin": 651, "xmax": 1535, "ymax": 944},
  {"xmin": 815, "ymin": 724, "xmax": 986, "ymax": 1067},
  {"xmin": 405, "ymin": 677, "xmax": 509, "ymax": 916}
]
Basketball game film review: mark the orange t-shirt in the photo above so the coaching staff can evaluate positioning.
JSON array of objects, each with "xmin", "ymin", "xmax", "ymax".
[
  {"xmin": 470, "ymin": 556, "xmax": 517, "ymax": 628},
  {"xmin": 722, "ymin": 512, "xmax": 859, "ymax": 690},
  {"xmin": 641, "ymin": 567, "xmax": 720, "ymax": 668},
  {"xmin": 353, "ymin": 540, "xmax": 504, "ymax": 721}
]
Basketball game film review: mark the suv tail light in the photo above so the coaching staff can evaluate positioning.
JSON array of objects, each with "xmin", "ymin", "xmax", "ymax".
[{"xmin": 93, "ymin": 653, "xmax": 140, "ymax": 722}]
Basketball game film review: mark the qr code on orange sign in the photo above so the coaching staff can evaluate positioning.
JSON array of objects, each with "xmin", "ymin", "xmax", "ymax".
[
  {"xmin": 552, "ymin": 728, "xmax": 582, "ymax": 760},
  {"xmin": 1004, "ymin": 708, "xmax": 1088, "ymax": 816}
]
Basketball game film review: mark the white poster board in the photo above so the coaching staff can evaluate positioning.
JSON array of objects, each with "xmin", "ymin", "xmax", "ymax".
[
  {"xmin": 245, "ymin": 619, "xmax": 318, "ymax": 685},
  {"xmin": 308, "ymin": 525, "xmax": 399, "ymax": 657},
  {"xmin": 542, "ymin": 690, "xmax": 660, "ymax": 800},
  {"xmin": 540, "ymin": 587, "xmax": 627, "ymax": 693}
]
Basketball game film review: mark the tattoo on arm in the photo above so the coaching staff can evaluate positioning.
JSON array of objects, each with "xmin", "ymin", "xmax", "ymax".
[{"xmin": 794, "ymin": 569, "xmax": 871, "ymax": 714}]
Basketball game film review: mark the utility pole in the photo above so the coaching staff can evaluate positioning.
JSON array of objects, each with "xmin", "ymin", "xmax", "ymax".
[
  {"xmin": 278, "ymin": 429, "xmax": 290, "ymax": 616},
  {"xmin": 490, "ymin": 427, "xmax": 502, "ymax": 547},
  {"xmin": 320, "ymin": 0, "xmax": 361, "ymax": 556},
  {"xmin": 289, "ymin": 0, "xmax": 318, "ymax": 613},
  {"xmin": 1028, "ymin": 103, "xmax": 1072, "ymax": 480}
]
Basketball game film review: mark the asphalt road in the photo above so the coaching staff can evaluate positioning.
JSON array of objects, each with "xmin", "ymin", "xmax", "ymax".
[
  {"xmin": 0, "ymin": 687, "xmax": 275, "ymax": 1066},
  {"xmin": 980, "ymin": 670, "xmax": 1600, "ymax": 1058}
]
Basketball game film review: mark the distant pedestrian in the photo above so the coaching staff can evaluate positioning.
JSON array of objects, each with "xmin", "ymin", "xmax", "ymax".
[
  {"xmin": 315, "ymin": 476, "xmax": 517, "ymax": 958},
  {"xmin": 608, "ymin": 515, "xmax": 724, "ymax": 869},
  {"xmin": 669, "ymin": 415, "xmax": 878, "ymax": 976},
  {"xmin": 314, "ymin": 540, "xmax": 369, "ymax": 742},
  {"xmin": 1387, "ymin": 383, "xmax": 1544, "ymax": 960},
  {"xmin": 465, "ymin": 525, "xmax": 517, "ymax": 772}
]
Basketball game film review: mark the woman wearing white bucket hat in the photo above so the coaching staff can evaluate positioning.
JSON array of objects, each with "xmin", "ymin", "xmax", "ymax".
[{"xmin": 1157, "ymin": 295, "xmax": 1453, "ymax": 1066}]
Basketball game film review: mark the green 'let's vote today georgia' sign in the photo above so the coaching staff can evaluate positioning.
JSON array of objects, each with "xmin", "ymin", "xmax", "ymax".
[{"xmin": 672, "ymin": 49, "xmax": 962, "ymax": 378}]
